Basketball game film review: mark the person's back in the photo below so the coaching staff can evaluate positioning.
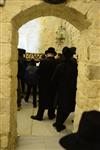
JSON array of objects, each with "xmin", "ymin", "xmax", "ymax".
[
  {"xmin": 38, "ymin": 57, "xmax": 57, "ymax": 85},
  {"xmin": 24, "ymin": 59, "xmax": 38, "ymax": 107},
  {"xmin": 31, "ymin": 47, "xmax": 57, "ymax": 120},
  {"xmin": 52, "ymin": 57, "xmax": 76, "ymax": 110},
  {"xmin": 52, "ymin": 47, "xmax": 78, "ymax": 132},
  {"xmin": 25, "ymin": 64, "xmax": 38, "ymax": 86},
  {"xmin": 38, "ymin": 54, "xmax": 57, "ymax": 110}
]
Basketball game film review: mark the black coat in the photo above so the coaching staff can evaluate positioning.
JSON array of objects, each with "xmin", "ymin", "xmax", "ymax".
[
  {"xmin": 51, "ymin": 58, "xmax": 78, "ymax": 112},
  {"xmin": 38, "ymin": 57, "xmax": 57, "ymax": 108},
  {"xmin": 17, "ymin": 57, "xmax": 27, "ymax": 80},
  {"xmin": 25, "ymin": 65, "xmax": 38, "ymax": 86}
]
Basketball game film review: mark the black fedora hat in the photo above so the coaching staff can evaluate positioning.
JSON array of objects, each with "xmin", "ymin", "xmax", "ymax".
[
  {"xmin": 46, "ymin": 47, "xmax": 56, "ymax": 56},
  {"xmin": 59, "ymin": 110, "xmax": 100, "ymax": 150},
  {"xmin": 18, "ymin": 48, "xmax": 26, "ymax": 55}
]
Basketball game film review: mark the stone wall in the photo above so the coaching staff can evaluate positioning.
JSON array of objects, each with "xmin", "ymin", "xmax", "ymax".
[
  {"xmin": 0, "ymin": 0, "xmax": 100, "ymax": 149},
  {"xmin": 39, "ymin": 16, "xmax": 80, "ymax": 53},
  {"xmin": 0, "ymin": 18, "xmax": 18, "ymax": 150},
  {"xmin": 69, "ymin": 0, "xmax": 100, "ymax": 131}
]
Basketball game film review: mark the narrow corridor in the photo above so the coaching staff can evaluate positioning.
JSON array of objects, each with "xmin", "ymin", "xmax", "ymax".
[{"xmin": 16, "ymin": 96, "xmax": 74, "ymax": 150}]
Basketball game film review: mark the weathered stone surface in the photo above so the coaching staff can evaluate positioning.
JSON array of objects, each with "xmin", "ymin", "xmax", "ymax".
[
  {"xmin": 39, "ymin": 17, "xmax": 80, "ymax": 52},
  {"xmin": 73, "ymin": 105, "xmax": 83, "ymax": 132},
  {"xmin": 89, "ymin": 46, "xmax": 100, "ymax": 63},
  {"xmin": 0, "ymin": 43, "xmax": 18, "ymax": 64},
  {"xmin": 0, "ymin": 98, "xmax": 10, "ymax": 114},
  {"xmin": 0, "ymin": 62, "xmax": 17, "ymax": 78},
  {"xmin": 0, "ymin": 77, "xmax": 17, "ymax": 98},
  {"xmin": 77, "ymin": 77, "xmax": 100, "ymax": 98},
  {"xmin": 87, "ymin": 65, "xmax": 100, "ymax": 80},
  {"xmin": 77, "ymin": 89, "xmax": 100, "ymax": 107},
  {"xmin": 0, "ymin": 114, "xmax": 10, "ymax": 134},
  {"xmin": 1, "ymin": 135, "xmax": 9, "ymax": 149}
]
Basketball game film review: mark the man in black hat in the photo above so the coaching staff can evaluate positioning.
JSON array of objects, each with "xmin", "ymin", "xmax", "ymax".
[
  {"xmin": 17, "ymin": 48, "xmax": 27, "ymax": 110},
  {"xmin": 59, "ymin": 110, "xmax": 100, "ymax": 150},
  {"xmin": 52, "ymin": 46, "xmax": 78, "ymax": 132},
  {"xmin": 31, "ymin": 47, "xmax": 57, "ymax": 120}
]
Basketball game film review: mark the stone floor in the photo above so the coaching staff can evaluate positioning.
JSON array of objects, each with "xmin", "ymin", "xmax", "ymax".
[{"xmin": 16, "ymin": 96, "xmax": 74, "ymax": 150}]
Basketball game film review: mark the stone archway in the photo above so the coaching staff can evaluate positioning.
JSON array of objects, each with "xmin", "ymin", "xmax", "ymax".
[
  {"xmin": 1, "ymin": 2, "xmax": 90, "ymax": 150},
  {"xmin": 1, "ymin": 1, "xmax": 100, "ymax": 150},
  {"xmin": 12, "ymin": 3, "xmax": 90, "ymax": 30},
  {"xmin": 11, "ymin": 1, "xmax": 90, "ymax": 146}
]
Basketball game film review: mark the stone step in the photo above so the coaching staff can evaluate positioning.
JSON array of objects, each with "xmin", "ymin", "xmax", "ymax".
[{"xmin": 16, "ymin": 135, "xmax": 64, "ymax": 150}]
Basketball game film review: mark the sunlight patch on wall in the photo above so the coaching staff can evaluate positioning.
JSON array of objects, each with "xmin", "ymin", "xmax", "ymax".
[{"xmin": 18, "ymin": 19, "xmax": 41, "ymax": 53}]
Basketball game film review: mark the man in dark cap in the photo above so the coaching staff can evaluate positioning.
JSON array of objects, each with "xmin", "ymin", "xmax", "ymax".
[
  {"xmin": 52, "ymin": 46, "xmax": 78, "ymax": 132},
  {"xmin": 31, "ymin": 47, "xmax": 57, "ymax": 120}
]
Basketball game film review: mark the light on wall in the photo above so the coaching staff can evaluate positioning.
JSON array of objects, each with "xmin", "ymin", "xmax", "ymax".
[
  {"xmin": 56, "ymin": 22, "xmax": 66, "ymax": 47},
  {"xmin": 0, "ymin": 0, "xmax": 6, "ymax": 6}
]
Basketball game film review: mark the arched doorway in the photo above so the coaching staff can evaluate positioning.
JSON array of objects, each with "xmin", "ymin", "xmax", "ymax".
[
  {"xmin": 11, "ymin": 1, "xmax": 91, "ymax": 130},
  {"xmin": 17, "ymin": 15, "xmax": 80, "ymax": 136}
]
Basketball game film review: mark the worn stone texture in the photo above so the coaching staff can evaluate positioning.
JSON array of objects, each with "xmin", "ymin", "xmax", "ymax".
[
  {"xmin": 0, "ymin": 43, "xmax": 18, "ymax": 64},
  {"xmin": 87, "ymin": 65, "xmax": 100, "ymax": 80},
  {"xmin": 0, "ymin": 0, "xmax": 100, "ymax": 149},
  {"xmin": 0, "ymin": 113, "xmax": 10, "ymax": 134},
  {"xmin": 0, "ymin": 62, "xmax": 17, "ymax": 78},
  {"xmin": 39, "ymin": 17, "xmax": 80, "ymax": 52},
  {"xmin": 0, "ymin": 77, "xmax": 17, "ymax": 98}
]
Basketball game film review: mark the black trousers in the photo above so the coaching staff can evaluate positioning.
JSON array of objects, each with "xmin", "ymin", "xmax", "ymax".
[
  {"xmin": 25, "ymin": 84, "xmax": 37, "ymax": 106},
  {"xmin": 55, "ymin": 106, "xmax": 70, "ymax": 127},
  {"xmin": 17, "ymin": 79, "xmax": 22, "ymax": 107},
  {"xmin": 21, "ymin": 79, "xmax": 25, "ymax": 94},
  {"xmin": 36, "ymin": 104, "xmax": 55, "ymax": 119}
]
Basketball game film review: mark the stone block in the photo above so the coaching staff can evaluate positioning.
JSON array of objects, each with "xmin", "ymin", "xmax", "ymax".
[
  {"xmin": 0, "ymin": 62, "xmax": 17, "ymax": 78},
  {"xmin": 78, "ymin": 62, "xmax": 88, "ymax": 78},
  {"xmin": 91, "ymin": 37, "xmax": 100, "ymax": 46},
  {"xmin": 89, "ymin": 45, "xmax": 100, "ymax": 63},
  {"xmin": 87, "ymin": 65, "xmax": 100, "ymax": 80},
  {"xmin": 1, "ymin": 135, "xmax": 9, "ymax": 148},
  {"xmin": 77, "ymin": 89, "xmax": 100, "ymax": 109},
  {"xmin": 87, "ymin": 98, "xmax": 100, "ymax": 110},
  {"xmin": 92, "ymin": 21, "xmax": 100, "ymax": 30},
  {"xmin": 0, "ymin": 98, "xmax": 10, "ymax": 114},
  {"xmin": 76, "ymin": 90, "xmax": 88, "ymax": 108},
  {"xmin": 0, "ymin": 77, "xmax": 17, "ymax": 98},
  {"xmin": 77, "ymin": 77, "xmax": 100, "ymax": 98},
  {"xmin": 0, "ymin": 5, "xmax": 21, "ymax": 22},
  {"xmin": 12, "ymin": 27, "xmax": 18, "ymax": 45},
  {"xmin": 0, "ymin": 78, "xmax": 11, "ymax": 98},
  {"xmin": 0, "ymin": 22, "xmax": 18, "ymax": 44},
  {"xmin": 0, "ymin": 23, "xmax": 12, "ymax": 43},
  {"xmin": 0, "ymin": 114, "xmax": 10, "ymax": 134},
  {"xmin": 0, "ymin": 43, "xmax": 18, "ymax": 64},
  {"xmin": 87, "ymin": 3, "xmax": 100, "ymax": 21}
]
